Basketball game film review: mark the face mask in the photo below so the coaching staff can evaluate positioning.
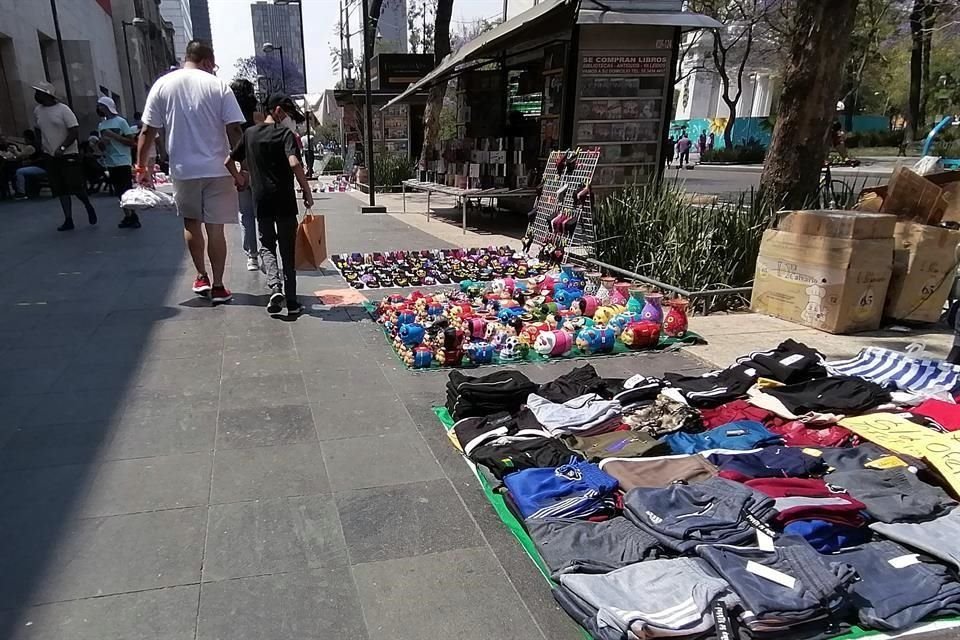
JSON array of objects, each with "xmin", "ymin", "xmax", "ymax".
[{"xmin": 282, "ymin": 116, "xmax": 296, "ymax": 132}]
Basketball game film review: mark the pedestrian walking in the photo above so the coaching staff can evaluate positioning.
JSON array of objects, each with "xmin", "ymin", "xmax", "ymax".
[
  {"xmin": 698, "ymin": 132, "xmax": 707, "ymax": 155},
  {"xmin": 676, "ymin": 132, "xmax": 692, "ymax": 168},
  {"xmin": 95, "ymin": 96, "xmax": 140, "ymax": 228},
  {"xmin": 229, "ymin": 78, "xmax": 260, "ymax": 271},
  {"xmin": 226, "ymin": 93, "xmax": 313, "ymax": 317},
  {"xmin": 665, "ymin": 135, "xmax": 675, "ymax": 168},
  {"xmin": 707, "ymin": 132, "xmax": 715, "ymax": 150},
  {"xmin": 136, "ymin": 40, "xmax": 245, "ymax": 304},
  {"xmin": 32, "ymin": 81, "xmax": 98, "ymax": 231}
]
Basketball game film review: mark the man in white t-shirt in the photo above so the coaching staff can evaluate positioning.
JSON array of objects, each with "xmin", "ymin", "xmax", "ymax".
[
  {"xmin": 137, "ymin": 40, "xmax": 245, "ymax": 303},
  {"xmin": 32, "ymin": 81, "xmax": 98, "ymax": 231}
]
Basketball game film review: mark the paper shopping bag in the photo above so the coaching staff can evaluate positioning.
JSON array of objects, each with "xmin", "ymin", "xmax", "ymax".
[{"xmin": 294, "ymin": 213, "xmax": 328, "ymax": 271}]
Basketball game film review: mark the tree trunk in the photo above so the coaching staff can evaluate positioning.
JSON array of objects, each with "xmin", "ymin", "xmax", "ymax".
[
  {"xmin": 723, "ymin": 102, "xmax": 736, "ymax": 149},
  {"xmin": 759, "ymin": 0, "xmax": 860, "ymax": 210},
  {"xmin": 907, "ymin": 0, "xmax": 925, "ymax": 140},
  {"xmin": 418, "ymin": 0, "xmax": 453, "ymax": 169},
  {"xmin": 919, "ymin": 1, "xmax": 936, "ymax": 129}
]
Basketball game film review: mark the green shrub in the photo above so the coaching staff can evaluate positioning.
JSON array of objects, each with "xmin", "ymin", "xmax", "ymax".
[
  {"xmin": 593, "ymin": 183, "xmax": 776, "ymax": 298},
  {"xmin": 845, "ymin": 129, "xmax": 902, "ymax": 148},
  {"xmin": 324, "ymin": 155, "xmax": 345, "ymax": 173},
  {"xmin": 374, "ymin": 151, "xmax": 414, "ymax": 188},
  {"xmin": 700, "ymin": 143, "xmax": 766, "ymax": 164},
  {"xmin": 932, "ymin": 139, "xmax": 960, "ymax": 158}
]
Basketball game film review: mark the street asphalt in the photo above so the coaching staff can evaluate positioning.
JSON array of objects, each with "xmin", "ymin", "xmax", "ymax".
[
  {"xmin": 667, "ymin": 164, "xmax": 891, "ymax": 197},
  {"xmin": 0, "ymin": 191, "xmax": 708, "ymax": 640}
]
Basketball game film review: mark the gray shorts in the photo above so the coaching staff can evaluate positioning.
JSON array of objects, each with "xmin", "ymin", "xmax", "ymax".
[{"xmin": 172, "ymin": 176, "xmax": 239, "ymax": 224}]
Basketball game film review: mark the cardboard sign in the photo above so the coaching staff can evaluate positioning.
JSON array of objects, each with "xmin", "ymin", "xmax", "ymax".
[{"xmin": 839, "ymin": 413, "xmax": 960, "ymax": 495}]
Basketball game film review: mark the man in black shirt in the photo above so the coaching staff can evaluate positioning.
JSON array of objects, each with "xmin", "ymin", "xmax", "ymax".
[{"xmin": 226, "ymin": 93, "xmax": 313, "ymax": 316}]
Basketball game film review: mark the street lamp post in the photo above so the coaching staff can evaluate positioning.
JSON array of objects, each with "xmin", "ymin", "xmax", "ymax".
[
  {"xmin": 48, "ymin": 0, "xmax": 73, "ymax": 107},
  {"xmin": 262, "ymin": 42, "xmax": 286, "ymax": 91},
  {"xmin": 275, "ymin": 0, "xmax": 313, "ymax": 176},
  {"xmin": 121, "ymin": 18, "xmax": 148, "ymax": 113},
  {"xmin": 360, "ymin": 0, "xmax": 383, "ymax": 211}
]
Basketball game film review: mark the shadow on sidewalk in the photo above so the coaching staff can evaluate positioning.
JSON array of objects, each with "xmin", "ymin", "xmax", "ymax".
[{"xmin": 0, "ymin": 197, "xmax": 211, "ymax": 635}]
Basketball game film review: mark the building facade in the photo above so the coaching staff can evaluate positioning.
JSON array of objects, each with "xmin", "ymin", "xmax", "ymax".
[
  {"xmin": 159, "ymin": 0, "xmax": 193, "ymax": 61},
  {"xmin": 673, "ymin": 28, "xmax": 777, "ymax": 122},
  {"xmin": 111, "ymin": 0, "xmax": 178, "ymax": 116},
  {"xmin": 190, "ymin": 0, "xmax": 212, "ymax": 44},
  {"xmin": 0, "ymin": 0, "xmax": 124, "ymax": 137},
  {"xmin": 251, "ymin": 1, "xmax": 305, "ymax": 94},
  {"xmin": 375, "ymin": 0, "xmax": 408, "ymax": 54}
]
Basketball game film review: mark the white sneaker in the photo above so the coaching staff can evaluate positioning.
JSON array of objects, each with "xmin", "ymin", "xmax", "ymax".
[{"xmin": 246, "ymin": 256, "xmax": 259, "ymax": 271}]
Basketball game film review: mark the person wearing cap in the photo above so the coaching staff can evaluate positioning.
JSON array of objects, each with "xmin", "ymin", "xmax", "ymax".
[
  {"xmin": 137, "ymin": 40, "xmax": 245, "ymax": 304},
  {"xmin": 225, "ymin": 92, "xmax": 313, "ymax": 316},
  {"xmin": 95, "ymin": 96, "xmax": 139, "ymax": 228},
  {"xmin": 229, "ymin": 78, "xmax": 260, "ymax": 271},
  {"xmin": 32, "ymin": 81, "xmax": 98, "ymax": 231}
]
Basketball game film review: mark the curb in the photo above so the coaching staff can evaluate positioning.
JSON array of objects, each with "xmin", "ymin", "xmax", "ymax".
[{"xmin": 690, "ymin": 164, "xmax": 895, "ymax": 177}]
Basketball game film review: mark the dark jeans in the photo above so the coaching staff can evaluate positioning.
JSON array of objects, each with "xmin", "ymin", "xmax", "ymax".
[{"xmin": 259, "ymin": 215, "xmax": 297, "ymax": 307}]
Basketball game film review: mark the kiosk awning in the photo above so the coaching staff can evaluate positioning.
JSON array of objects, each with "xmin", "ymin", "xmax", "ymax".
[
  {"xmin": 383, "ymin": 0, "xmax": 575, "ymax": 109},
  {"xmin": 577, "ymin": 9, "xmax": 722, "ymax": 28},
  {"xmin": 382, "ymin": 0, "xmax": 721, "ymax": 109}
]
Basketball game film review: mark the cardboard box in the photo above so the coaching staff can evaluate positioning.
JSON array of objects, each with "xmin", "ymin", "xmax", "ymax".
[
  {"xmin": 884, "ymin": 221, "xmax": 960, "ymax": 323},
  {"xmin": 751, "ymin": 229, "xmax": 893, "ymax": 334},
  {"xmin": 776, "ymin": 210, "xmax": 897, "ymax": 239},
  {"xmin": 881, "ymin": 167, "xmax": 949, "ymax": 224}
]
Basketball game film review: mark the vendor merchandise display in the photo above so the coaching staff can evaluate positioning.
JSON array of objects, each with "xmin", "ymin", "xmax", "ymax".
[
  {"xmin": 330, "ymin": 246, "xmax": 544, "ymax": 290},
  {"xmin": 436, "ymin": 345, "xmax": 960, "ymax": 639},
  {"xmin": 369, "ymin": 268, "xmax": 702, "ymax": 368}
]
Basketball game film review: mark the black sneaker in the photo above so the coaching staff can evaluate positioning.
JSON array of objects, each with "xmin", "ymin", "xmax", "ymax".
[
  {"xmin": 87, "ymin": 209, "xmax": 98, "ymax": 225},
  {"xmin": 287, "ymin": 302, "xmax": 304, "ymax": 317},
  {"xmin": 118, "ymin": 214, "xmax": 141, "ymax": 229},
  {"xmin": 267, "ymin": 291, "xmax": 285, "ymax": 315},
  {"xmin": 57, "ymin": 219, "xmax": 75, "ymax": 231}
]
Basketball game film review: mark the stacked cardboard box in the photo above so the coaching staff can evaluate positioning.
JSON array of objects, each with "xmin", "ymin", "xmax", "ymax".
[
  {"xmin": 751, "ymin": 211, "xmax": 896, "ymax": 334},
  {"xmin": 855, "ymin": 168, "xmax": 960, "ymax": 323}
]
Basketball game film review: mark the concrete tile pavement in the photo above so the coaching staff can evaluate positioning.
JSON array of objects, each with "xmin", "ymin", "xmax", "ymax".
[
  {"xmin": 687, "ymin": 312, "xmax": 952, "ymax": 367},
  {"xmin": 0, "ymin": 192, "xmax": 708, "ymax": 640}
]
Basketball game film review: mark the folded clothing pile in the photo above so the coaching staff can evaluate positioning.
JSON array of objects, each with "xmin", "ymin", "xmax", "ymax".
[
  {"xmin": 828, "ymin": 540, "xmax": 960, "ymax": 631},
  {"xmin": 527, "ymin": 393, "xmax": 622, "ymax": 437},
  {"xmin": 664, "ymin": 339, "xmax": 826, "ymax": 407},
  {"xmin": 439, "ymin": 339, "xmax": 960, "ymax": 639},
  {"xmin": 623, "ymin": 477, "xmax": 776, "ymax": 553},
  {"xmin": 503, "ymin": 459, "xmax": 619, "ymax": 519},
  {"xmin": 701, "ymin": 399, "xmax": 855, "ymax": 448},
  {"xmin": 446, "ymin": 370, "xmax": 537, "ymax": 420},
  {"xmin": 705, "ymin": 447, "xmax": 826, "ymax": 482},
  {"xmin": 564, "ymin": 430, "xmax": 668, "ymax": 462},
  {"xmin": 698, "ymin": 535, "xmax": 856, "ymax": 637},
  {"xmin": 622, "ymin": 393, "xmax": 702, "ymax": 437},
  {"xmin": 664, "ymin": 420, "xmax": 783, "ymax": 454},
  {"xmin": 555, "ymin": 557, "xmax": 731, "ymax": 640},
  {"xmin": 537, "ymin": 364, "xmax": 626, "ymax": 403},
  {"xmin": 600, "ymin": 454, "xmax": 719, "ymax": 491},
  {"xmin": 824, "ymin": 468, "xmax": 956, "ymax": 523},
  {"xmin": 527, "ymin": 516, "xmax": 661, "ymax": 578}
]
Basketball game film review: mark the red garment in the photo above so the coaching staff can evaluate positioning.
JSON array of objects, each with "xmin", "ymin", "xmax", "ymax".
[
  {"xmin": 745, "ymin": 477, "xmax": 866, "ymax": 528},
  {"xmin": 700, "ymin": 399, "xmax": 785, "ymax": 429},
  {"xmin": 767, "ymin": 420, "xmax": 854, "ymax": 448},
  {"xmin": 700, "ymin": 399, "xmax": 854, "ymax": 447},
  {"xmin": 911, "ymin": 399, "xmax": 960, "ymax": 431}
]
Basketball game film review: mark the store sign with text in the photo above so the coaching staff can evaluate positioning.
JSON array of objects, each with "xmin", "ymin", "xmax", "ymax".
[{"xmin": 581, "ymin": 55, "xmax": 670, "ymax": 77}]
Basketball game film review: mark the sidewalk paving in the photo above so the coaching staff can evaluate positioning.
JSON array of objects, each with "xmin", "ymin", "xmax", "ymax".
[
  {"xmin": 0, "ymin": 192, "xmax": 705, "ymax": 640},
  {"xmin": 3, "ymin": 191, "xmax": 954, "ymax": 639}
]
